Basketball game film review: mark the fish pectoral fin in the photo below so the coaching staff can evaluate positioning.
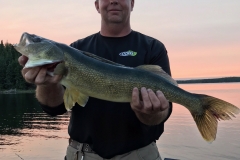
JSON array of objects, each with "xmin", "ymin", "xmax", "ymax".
[
  {"xmin": 75, "ymin": 91, "xmax": 89, "ymax": 107},
  {"xmin": 136, "ymin": 65, "xmax": 178, "ymax": 86},
  {"xmin": 63, "ymin": 88, "xmax": 75, "ymax": 111},
  {"xmin": 64, "ymin": 88, "xmax": 89, "ymax": 110},
  {"xmin": 82, "ymin": 51, "xmax": 125, "ymax": 67}
]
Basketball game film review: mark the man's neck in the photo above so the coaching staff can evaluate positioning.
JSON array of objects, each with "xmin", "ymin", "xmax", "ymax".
[{"xmin": 100, "ymin": 22, "xmax": 132, "ymax": 37}]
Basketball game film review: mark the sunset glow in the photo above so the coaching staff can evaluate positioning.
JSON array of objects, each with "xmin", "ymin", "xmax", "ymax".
[{"xmin": 1, "ymin": 0, "xmax": 239, "ymax": 79}]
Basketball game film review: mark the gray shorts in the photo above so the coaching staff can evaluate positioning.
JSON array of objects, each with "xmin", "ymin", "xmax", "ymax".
[{"xmin": 65, "ymin": 142, "xmax": 162, "ymax": 160}]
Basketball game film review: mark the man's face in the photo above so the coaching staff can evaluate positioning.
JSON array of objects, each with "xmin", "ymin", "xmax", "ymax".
[{"xmin": 95, "ymin": 0, "xmax": 134, "ymax": 24}]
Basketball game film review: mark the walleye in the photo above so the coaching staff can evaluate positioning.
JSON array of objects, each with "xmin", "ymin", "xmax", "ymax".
[{"xmin": 14, "ymin": 32, "xmax": 239, "ymax": 142}]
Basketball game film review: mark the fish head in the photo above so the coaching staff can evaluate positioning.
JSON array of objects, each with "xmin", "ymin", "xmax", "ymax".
[{"xmin": 14, "ymin": 32, "xmax": 64, "ymax": 68}]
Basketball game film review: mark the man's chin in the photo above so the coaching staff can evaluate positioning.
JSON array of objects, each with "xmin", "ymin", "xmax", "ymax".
[{"xmin": 107, "ymin": 16, "xmax": 123, "ymax": 23}]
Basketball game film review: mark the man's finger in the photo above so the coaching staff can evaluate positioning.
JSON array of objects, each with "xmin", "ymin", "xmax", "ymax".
[
  {"xmin": 131, "ymin": 87, "xmax": 141, "ymax": 109},
  {"xmin": 18, "ymin": 55, "xmax": 28, "ymax": 67},
  {"xmin": 35, "ymin": 67, "xmax": 48, "ymax": 85},
  {"xmin": 148, "ymin": 89, "xmax": 161, "ymax": 111},
  {"xmin": 24, "ymin": 67, "xmax": 41, "ymax": 83},
  {"xmin": 141, "ymin": 87, "xmax": 152, "ymax": 112},
  {"xmin": 156, "ymin": 90, "xmax": 169, "ymax": 111}
]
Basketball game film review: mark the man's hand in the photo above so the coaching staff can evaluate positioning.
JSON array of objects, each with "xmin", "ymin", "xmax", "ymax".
[
  {"xmin": 18, "ymin": 55, "xmax": 64, "ymax": 107},
  {"xmin": 130, "ymin": 87, "xmax": 170, "ymax": 126},
  {"xmin": 18, "ymin": 55, "xmax": 62, "ymax": 85}
]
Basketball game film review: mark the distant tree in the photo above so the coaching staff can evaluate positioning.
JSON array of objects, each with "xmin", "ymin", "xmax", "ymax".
[
  {"xmin": 5, "ymin": 61, "xmax": 15, "ymax": 89},
  {"xmin": 14, "ymin": 61, "xmax": 27, "ymax": 89},
  {"xmin": 4, "ymin": 42, "xmax": 14, "ymax": 66},
  {"xmin": 0, "ymin": 41, "xmax": 35, "ymax": 90},
  {"xmin": 0, "ymin": 58, "xmax": 6, "ymax": 89},
  {"xmin": 0, "ymin": 40, "xmax": 4, "ymax": 54},
  {"xmin": 0, "ymin": 41, "xmax": 6, "ymax": 89}
]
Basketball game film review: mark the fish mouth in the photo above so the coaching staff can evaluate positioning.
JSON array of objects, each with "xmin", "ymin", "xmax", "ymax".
[
  {"xmin": 14, "ymin": 32, "xmax": 65, "ymax": 77},
  {"xmin": 24, "ymin": 59, "xmax": 62, "ymax": 72},
  {"xmin": 15, "ymin": 32, "xmax": 40, "ymax": 48},
  {"xmin": 24, "ymin": 59, "xmax": 62, "ymax": 68}
]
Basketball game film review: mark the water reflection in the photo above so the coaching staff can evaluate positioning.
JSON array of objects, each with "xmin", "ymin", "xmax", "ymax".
[
  {"xmin": 0, "ymin": 93, "xmax": 69, "ymax": 146},
  {"xmin": 159, "ymin": 83, "xmax": 240, "ymax": 160}
]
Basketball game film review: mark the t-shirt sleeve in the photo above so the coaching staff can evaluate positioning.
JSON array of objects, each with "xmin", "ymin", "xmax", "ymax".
[
  {"xmin": 149, "ymin": 40, "xmax": 171, "ymax": 76},
  {"xmin": 40, "ymin": 102, "xmax": 67, "ymax": 116}
]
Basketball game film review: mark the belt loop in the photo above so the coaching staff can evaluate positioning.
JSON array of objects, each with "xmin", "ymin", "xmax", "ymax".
[
  {"xmin": 77, "ymin": 142, "xmax": 83, "ymax": 150},
  {"xmin": 69, "ymin": 139, "xmax": 84, "ymax": 160},
  {"xmin": 69, "ymin": 138, "xmax": 95, "ymax": 160},
  {"xmin": 76, "ymin": 143, "xmax": 85, "ymax": 160}
]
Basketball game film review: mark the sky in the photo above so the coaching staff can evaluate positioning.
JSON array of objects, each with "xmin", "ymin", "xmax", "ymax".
[{"xmin": 0, "ymin": 0, "xmax": 239, "ymax": 79}]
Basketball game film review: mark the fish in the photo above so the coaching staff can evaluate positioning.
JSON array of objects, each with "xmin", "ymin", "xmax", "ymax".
[{"xmin": 14, "ymin": 32, "xmax": 240, "ymax": 142}]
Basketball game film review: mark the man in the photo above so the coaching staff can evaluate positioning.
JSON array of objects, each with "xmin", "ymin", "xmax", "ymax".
[{"xmin": 18, "ymin": 0, "xmax": 172, "ymax": 159}]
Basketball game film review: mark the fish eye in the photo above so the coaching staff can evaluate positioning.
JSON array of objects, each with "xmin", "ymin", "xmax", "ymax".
[{"xmin": 32, "ymin": 36, "xmax": 41, "ymax": 43}]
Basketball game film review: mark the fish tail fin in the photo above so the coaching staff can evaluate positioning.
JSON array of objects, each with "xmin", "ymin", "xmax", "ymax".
[{"xmin": 190, "ymin": 94, "xmax": 239, "ymax": 142}]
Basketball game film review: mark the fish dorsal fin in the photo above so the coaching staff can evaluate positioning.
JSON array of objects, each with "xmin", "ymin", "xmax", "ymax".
[
  {"xmin": 136, "ymin": 65, "xmax": 178, "ymax": 86},
  {"xmin": 64, "ymin": 87, "xmax": 89, "ymax": 110},
  {"xmin": 82, "ymin": 51, "xmax": 125, "ymax": 67}
]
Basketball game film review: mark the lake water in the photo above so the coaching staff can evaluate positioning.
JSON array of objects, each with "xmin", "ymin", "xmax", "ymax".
[{"xmin": 0, "ymin": 83, "xmax": 240, "ymax": 160}]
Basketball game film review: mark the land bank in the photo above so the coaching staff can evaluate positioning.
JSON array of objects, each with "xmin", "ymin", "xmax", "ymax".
[{"xmin": 177, "ymin": 77, "xmax": 240, "ymax": 84}]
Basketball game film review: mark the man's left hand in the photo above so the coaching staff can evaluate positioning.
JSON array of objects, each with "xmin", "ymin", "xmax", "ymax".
[{"xmin": 130, "ymin": 87, "xmax": 170, "ymax": 126}]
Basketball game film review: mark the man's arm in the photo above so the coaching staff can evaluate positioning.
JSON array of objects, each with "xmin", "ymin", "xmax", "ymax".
[{"xmin": 36, "ymin": 84, "xmax": 64, "ymax": 107}]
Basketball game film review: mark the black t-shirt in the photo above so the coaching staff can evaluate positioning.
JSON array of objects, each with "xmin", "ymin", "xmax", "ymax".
[{"xmin": 41, "ymin": 30, "xmax": 172, "ymax": 159}]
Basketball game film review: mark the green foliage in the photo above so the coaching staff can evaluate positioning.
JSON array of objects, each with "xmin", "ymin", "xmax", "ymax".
[{"xmin": 0, "ymin": 40, "xmax": 33, "ymax": 91}]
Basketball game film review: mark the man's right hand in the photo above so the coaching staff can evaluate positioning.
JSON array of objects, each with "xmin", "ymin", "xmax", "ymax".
[
  {"xmin": 18, "ymin": 55, "xmax": 62, "ymax": 85},
  {"xmin": 18, "ymin": 55, "xmax": 65, "ymax": 107}
]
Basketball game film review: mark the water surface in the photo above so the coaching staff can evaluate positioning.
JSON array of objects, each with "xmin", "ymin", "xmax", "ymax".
[
  {"xmin": 159, "ymin": 83, "xmax": 240, "ymax": 160},
  {"xmin": 0, "ymin": 93, "xmax": 70, "ymax": 160},
  {"xmin": 0, "ymin": 83, "xmax": 240, "ymax": 160}
]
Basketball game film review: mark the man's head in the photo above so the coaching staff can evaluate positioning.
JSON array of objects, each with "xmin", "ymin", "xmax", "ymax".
[{"xmin": 95, "ymin": 0, "xmax": 134, "ymax": 24}]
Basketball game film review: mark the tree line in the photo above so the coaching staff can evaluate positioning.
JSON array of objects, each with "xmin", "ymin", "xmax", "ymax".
[
  {"xmin": 177, "ymin": 77, "xmax": 240, "ymax": 84},
  {"xmin": 0, "ymin": 40, "xmax": 34, "ymax": 90}
]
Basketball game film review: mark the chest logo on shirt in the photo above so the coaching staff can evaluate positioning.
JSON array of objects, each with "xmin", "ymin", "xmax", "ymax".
[{"xmin": 119, "ymin": 50, "xmax": 137, "ymax": 56}]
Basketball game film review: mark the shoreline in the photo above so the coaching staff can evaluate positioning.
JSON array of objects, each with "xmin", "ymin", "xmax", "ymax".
[{"xmin": 177, "ymin": 77, "xmax": 240, "ymax": 84}]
